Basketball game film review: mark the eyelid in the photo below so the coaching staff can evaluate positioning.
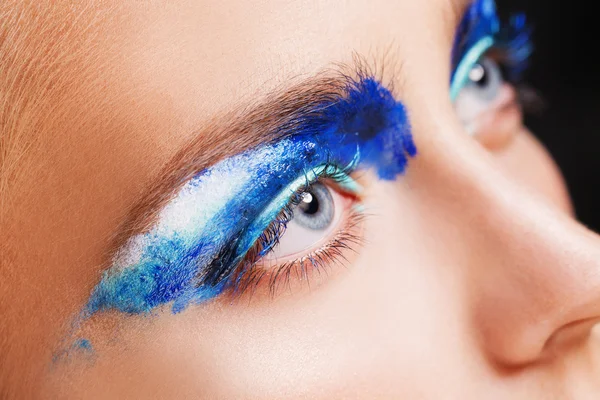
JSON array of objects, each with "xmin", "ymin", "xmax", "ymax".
[
  {"xmin": 233, "ymin": 158, "xmax": 364, "ymax": 267},
  {"xmin": 450, "ymin": 36, "xmax": 494, "ymax": 101},
  {"xmin": 247, "ymin": 164, "xmax": 361, "ymax": 256}
]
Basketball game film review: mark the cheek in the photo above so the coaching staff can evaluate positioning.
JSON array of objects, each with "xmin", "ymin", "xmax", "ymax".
[{"xmin": 493, "ymin": 128, "xmax": 573, "ymax": 215}]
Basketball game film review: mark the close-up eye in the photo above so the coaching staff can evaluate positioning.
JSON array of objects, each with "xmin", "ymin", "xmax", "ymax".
[
  {"xmin": 78, "ymin": 75, "xmax": 411, "ymax": 318},
  {"xmin": 239, "ymin": 174, "xmax": 363, "ymax": 296},
  {"xmin": 264, "ymin": 181, "xmax": 354, "ymax": 262}
]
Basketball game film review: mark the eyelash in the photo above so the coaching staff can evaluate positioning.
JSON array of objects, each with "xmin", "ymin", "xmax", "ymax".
[
  {"xmin": 219, "ymin": 162, "xmax": 364, "ymax": 300},
  {"xmin": 492, "ymin": 14, "xmax": 532, "ymax": 83},
  {"xmin": 493, "ymin": 16, "xmax": 546, "ymax": 113}
]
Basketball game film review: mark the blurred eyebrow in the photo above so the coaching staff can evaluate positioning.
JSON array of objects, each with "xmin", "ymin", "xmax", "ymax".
[{"xmin": 111, "ymin": 59, "xmax": 397, "ymax": 251}]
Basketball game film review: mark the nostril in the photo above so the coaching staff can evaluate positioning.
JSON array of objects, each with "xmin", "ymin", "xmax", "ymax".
[
  {"xmin": 479, "ymin": 318, "xmax": 600, "ymax": 369},
  {"xmin": 544, "ymin": 318, "xmax": 600, "ymax": 359}
]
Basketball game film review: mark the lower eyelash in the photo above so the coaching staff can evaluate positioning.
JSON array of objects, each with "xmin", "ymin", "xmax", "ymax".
[{"xmin": 229, "ymin": 209, "xmax": 365, "ymax": 302}]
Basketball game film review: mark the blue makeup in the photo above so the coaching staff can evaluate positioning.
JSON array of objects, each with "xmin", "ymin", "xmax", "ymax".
[
  {"xmin": 451, "ymin": 0, "xmax": 532, "ymax": 100},
  {"xmin": 84, "ymin": 75, "xmax": 415, "ymax": 317},
  {"xmin": 52, "ymin": 338, "xmax": 94, "ymax": 363}
]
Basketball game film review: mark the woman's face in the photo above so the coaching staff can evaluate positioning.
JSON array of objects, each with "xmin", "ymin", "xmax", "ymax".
[{"xmin": 3, "ymin": 0, "xmax": 600, "ymax": 398}]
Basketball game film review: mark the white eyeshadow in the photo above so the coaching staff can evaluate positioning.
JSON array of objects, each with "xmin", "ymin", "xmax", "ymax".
[{"xmin": 111, "ymin": 140, "xmax": 294, "ymax": 269}]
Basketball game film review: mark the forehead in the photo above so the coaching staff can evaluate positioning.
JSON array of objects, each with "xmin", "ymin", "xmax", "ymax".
[
  {"xmin": 115, "ymin": 0, "xmax": 462, "ymax": 122},
  {"xmin": 3, "ymin": 0, "xmax": 465, "ymax": 144}
]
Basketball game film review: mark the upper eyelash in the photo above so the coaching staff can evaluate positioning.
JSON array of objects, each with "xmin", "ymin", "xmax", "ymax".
[{"xmin": 493, "ymin": 14, "xmax": 532, "ymax": 82}]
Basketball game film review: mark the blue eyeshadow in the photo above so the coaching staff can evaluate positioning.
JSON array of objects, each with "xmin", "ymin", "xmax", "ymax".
[
  {"xmin": 84, "ymin": 75, "xmax": 415, "ymax": 317},
  {"xmin": 452, "ymin": 0, "xmax": 500, "ymax": 73}
]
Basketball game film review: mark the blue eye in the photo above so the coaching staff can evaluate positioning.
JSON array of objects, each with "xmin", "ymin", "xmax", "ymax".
[
  {"xmin": 450, "ymin": 0, "xmax": 532, "ymax": 102},
  {"xmin": 451, "ymin": 36, "xmax": 495, "ymax": 101},
  {"xmin": 464, "ymin": 56, "xmax": 504, "ymax": 103},
  {"xmin": 261, "ymin": 177, "xmax": 355, "ymax": 265},
  {"xmin": 293, "ymin": 183, "xmax": 334, "ymax": 231},
  {"xmin": 454, "ymin": 54, "xmax": 507, "ymax": 132}
]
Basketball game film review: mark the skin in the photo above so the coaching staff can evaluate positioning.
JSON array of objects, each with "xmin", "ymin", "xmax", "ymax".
[{"xmin": 2, "ymin": 0, "xmax": 600, "ymax": 398}]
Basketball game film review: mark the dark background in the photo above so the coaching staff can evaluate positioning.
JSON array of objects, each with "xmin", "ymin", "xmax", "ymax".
[{"xmin": 497, "ymin": 0, "xmax": 599, "ymax": 232}]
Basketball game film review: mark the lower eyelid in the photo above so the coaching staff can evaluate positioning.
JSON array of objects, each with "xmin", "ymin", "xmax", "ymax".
[{"xmin": 227, "ymin": 207, "xmax": 365, "ymax": 302}]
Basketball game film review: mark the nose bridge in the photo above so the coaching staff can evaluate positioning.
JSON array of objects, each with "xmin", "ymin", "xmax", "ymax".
[{"xmin": 418, "ymin": 132, "xmax": 600, "ymax": 365}]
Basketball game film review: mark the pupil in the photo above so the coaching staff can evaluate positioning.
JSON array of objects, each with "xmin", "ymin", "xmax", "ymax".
[
  {"xmin": 300, "ymin": 191, "xmax": 319, "ymax": 215},
  {"xmin": 291, "ymin": 183, "xmax": 333, "ymax": 230},
  {"xmin": 469, "ymin": 63, "xmax": 488, "ymax": 87}
]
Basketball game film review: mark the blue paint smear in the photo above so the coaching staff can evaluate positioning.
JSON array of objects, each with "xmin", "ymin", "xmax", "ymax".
[
  {"xmin": 84, "ymin": 76, "xmax": 415, "ymax": 317},
  {"xmin": 451, "ymin": 0, "xmax": 532, "ymax": 89},
  {"xmin": 74, "ymin": 338, "xmax": 93, "ymax": 351},
  {"xmin": 52, "ymin": 338, "xmax": 94, "ymax": 363}
]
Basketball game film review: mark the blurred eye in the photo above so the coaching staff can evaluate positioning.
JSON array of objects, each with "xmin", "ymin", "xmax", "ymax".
[
  {"xmin": 465, "ymin": 56, "xmax": 504, "ymax": 102},
  {"xmin": 454, "ymin": 55, "xmax": 506, "ymax": 131},
  {"xmin": 266, "ymin": 181, "xmax": 350, "ymax": 262}
]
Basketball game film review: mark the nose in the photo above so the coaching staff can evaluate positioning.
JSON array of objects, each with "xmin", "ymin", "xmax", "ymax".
[
  {"xmin": 415, "ymin": 125, "xmax": 600, "ymax": 366},
  {"xmin": 473, "ymin": 188, "xmax": 600, "ymax": 366}
]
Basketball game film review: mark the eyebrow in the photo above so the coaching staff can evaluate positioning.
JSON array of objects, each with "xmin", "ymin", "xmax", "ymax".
[{"xmin": 108, "ymin": 59, "xmax": 401, "ymax": 256}]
